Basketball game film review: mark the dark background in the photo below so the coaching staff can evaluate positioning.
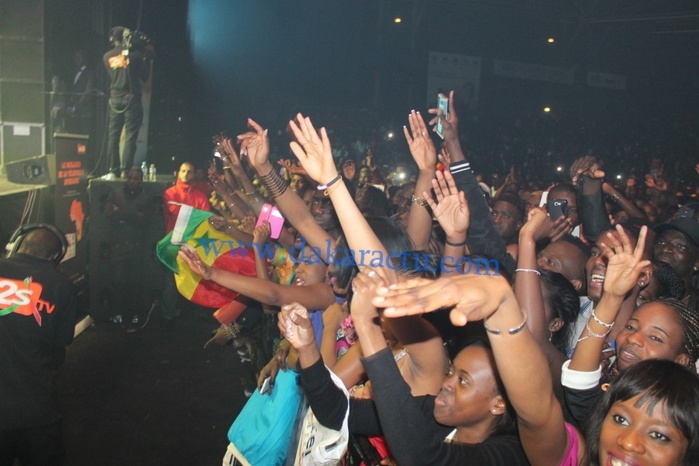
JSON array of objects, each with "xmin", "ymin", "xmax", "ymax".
[{"xmin": 41, "ymin": 0, "xmax": 699, "ymax": 174}]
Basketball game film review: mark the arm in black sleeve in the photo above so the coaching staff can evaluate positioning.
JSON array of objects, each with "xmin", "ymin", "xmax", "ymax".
[
  {"xmin": 563, "ymin": 383, "xmax": 603, "ymax": 431},
  {"xmin": 300, "ymin": 356, "xmax": 385, "ymax": 436},
  {"xmin": 449, "ymin": 161, "xmax": 517, "ymax": 276},
  {"xmin": 363, "ymin": 348, "xmax": 529, "ymax": 466},
  {"xmin": 577, "ymin": 183, "xmax": 611, "ymax": 243},
  {"xmin": 299, "ymin": 357, "xmax": 348, "ymax": 431}
]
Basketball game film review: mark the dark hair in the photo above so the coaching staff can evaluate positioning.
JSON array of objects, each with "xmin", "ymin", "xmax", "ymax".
[
  {"xmin": 654, "ymin": 262, "xmax": 686, "ymax": 300},
  {"xmin": 654, "ymin": 298, "xmax": 699, "ymax": 366},
  {"xmin": 558, "ymin": 234, "xmax": 591, "ymax": 260},
  {"xmin": 494, "ymin": 193, "xmax": 525, "ymax": 222},
  {"xmin": 356, "ymin": 186, "xmax": 391, "ymax": 217},
  {"xmin": 539, "ymin": 269, "xmax": 579, "ymax": 354},
  {"xmin": 585, "ymin": 359, "xmax": 699, "ymax": 466},
  {"xmin": 549, "ymin": 183, "xmax": 576, "ymax": 199},
  {"xmin": 456, "ymin": 338, "xmax": 518, "ymax": 437}
]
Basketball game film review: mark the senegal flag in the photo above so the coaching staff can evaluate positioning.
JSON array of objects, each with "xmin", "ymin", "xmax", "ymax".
[{"xmin": 156, "ymin": 205, "xmax": 257, "ymax": 309}]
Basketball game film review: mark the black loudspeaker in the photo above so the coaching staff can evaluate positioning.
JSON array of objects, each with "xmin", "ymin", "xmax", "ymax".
[
  {"xmin": 87, "ymin": 178, "xmax": 168, "ymax": 321},
  {"xmin": 5, "ymin": 153, "xmax": 55, "ymax": 185}
]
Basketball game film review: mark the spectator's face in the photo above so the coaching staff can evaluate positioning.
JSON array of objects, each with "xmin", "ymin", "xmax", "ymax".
[
  {"xmin": 598, "ymin": 394, "xmax": 688, "ymax": 466},
  {"xmin": 525, "ymin": 192, "xmax": 542, "ymax": 215},
  {"xmin": 643, "ymin": 204, "xmax": 658, "ymax": 224},
  {"xmin": 126, "ymin": 169, "xmax": 143, "ymax": 190},
  {"xmin": 294, "ymin": 247, "xmax": 328, "ymax": 286},
  {"xmin": 615, "ymin": 302, "xmax": 689, "ymax": 371},
  {"xmin": 538, "ymin": 242, "xmax": 585, "ymax": 292},
  {"xmin": 433, "ymin": 346, "xmax": 503, "ymax": 429},
  {"xmin": 491, "ymin": 200, "xmax": 521, "ymax": 241},
  {"xmin": 178, "ymin": 163, "xmax": 195, "ymax": 183},
  {"xmin": 311, "ymin": 193, "xmax": 337, "ymax": 231},
  {"xmin": 586, "ymin": 245, "xmax": 607, "ymax": 303},
  {"xmin": 290, "ymin": 175, "xmax": 308, "ymax": 194},
  {"xmin": 653, "ymin": 230, "xmax": 699, "ymax": 279}
]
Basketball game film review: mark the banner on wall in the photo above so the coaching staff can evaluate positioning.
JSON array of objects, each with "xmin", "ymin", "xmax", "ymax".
[
  {"xmin": 427, "ymin": 52, "xmax": 481, "ymax": 113},
  {"xmin": 493, "ymin": 59, "xmax": 574, "ymax": 85}
]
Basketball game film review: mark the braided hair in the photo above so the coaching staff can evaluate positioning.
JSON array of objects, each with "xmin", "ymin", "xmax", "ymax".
[{"xmin": 655, "ymin": 297, "xmax": 699, "ymax": 367}]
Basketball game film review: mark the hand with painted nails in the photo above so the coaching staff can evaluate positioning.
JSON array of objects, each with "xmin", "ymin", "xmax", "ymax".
[
  {"xmin": 277, "ymin": 302, "xmax": 316, "ymax": 351},
  {"xmin": 372, "ymin": 272, "xmax": 514, "ymax": 327},
  {"xmin": 237, "ymin": 118, "xmax": 270, "ymax": 173},
  {"xmin": 403, "ymin": 110, "xmax": 437, "ymax": 172},
  {"xmin": 288, "ymin": 113, "xmax": 338, "ymax": 187}
]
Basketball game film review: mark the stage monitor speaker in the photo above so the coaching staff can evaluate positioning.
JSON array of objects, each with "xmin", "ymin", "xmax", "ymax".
[
  {"xmin": 5, "ymin": 153, "xmax": 55, "ymax": 185},
  {"xmin": 0, "ymin": 122, "xmax": 45, "ymax": 165}
]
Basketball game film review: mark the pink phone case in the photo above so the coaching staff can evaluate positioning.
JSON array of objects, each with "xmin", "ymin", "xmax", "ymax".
[{"xmin": 256, "ymin": 204, "xmax": 284, "ymax": 239}]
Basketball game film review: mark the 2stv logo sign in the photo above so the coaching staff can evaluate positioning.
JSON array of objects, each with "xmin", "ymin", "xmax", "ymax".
[{"xmin": 0, "ymin": 277, "xmax": 48, "ymax": 325}]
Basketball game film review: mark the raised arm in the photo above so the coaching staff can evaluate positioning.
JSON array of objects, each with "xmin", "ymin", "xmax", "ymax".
[
  {"xmin": 403, "ymin": 110, "xmax": 437, "ymax": 250},
  {"xmin": 569, "ymin": 225, "xmax": 650, "ymax": 372},
  {"xmin": 178, "ymin": 245, "xmax": 335, "ymax": 310},
  {"xmin": 372, "ymin": 273, "xmax": 576, "ymax": 466},
  {"xmin": 288, "ymin": 114, "xmax": 396, "ymax": 271},
  {"xmin": 238, "ymin": 118, "xmax": 336, "ymax": 262}
]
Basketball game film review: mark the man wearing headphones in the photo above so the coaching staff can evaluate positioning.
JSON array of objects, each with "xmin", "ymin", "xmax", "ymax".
[
  {"xmin": 0, "ymin": 226, "xmax": 77, "ymax": 465},
  {"xmin": 103, "ymin": 26, "xmax": 154, "ymax": 178}
]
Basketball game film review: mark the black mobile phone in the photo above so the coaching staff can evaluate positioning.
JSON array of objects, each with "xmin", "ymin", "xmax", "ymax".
[{"xmin": 548, "ymin": 198, "xmax": 568, "ymax": 220}]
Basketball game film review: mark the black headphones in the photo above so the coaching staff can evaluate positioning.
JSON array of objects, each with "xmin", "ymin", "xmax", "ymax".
[{"xmin": 6, "ymin": 224, "xmax": 69, "ymax": 265}]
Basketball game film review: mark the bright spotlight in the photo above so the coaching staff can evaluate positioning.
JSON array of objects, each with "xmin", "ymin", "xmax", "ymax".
[
  {"xmin": 547, "ymin": 37, "xmax": 555, "ymax": 43},
  {"xmin": 387, "ymin": 131, "xmax": 394, "ymax": 140},
  {"xmin": 394, "ymin": 17, "xmax": 402, "ymax": 23},
  {"xmin": 544, "ymin": 107, "xmax": 551, "ymax": 113},
  {"xmin": 556, "ymin": 166, "xmax": 563, "ymax": 172},
  {"xmin": 616, "ymin": 174, "xmax": 623, "ymax": 180}
]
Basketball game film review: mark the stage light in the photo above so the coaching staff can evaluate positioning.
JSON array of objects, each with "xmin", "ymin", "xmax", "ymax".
[
  {"xmin": 387, "ymin": 131, "xmax": 394, "ymax": 140},
  {"xmin": 616, "ymin": 174, "xmax": 623, "ymax": 180},
  {"xmin": 548, "ymin": 37, "xmax": 555, "ymax": 43},
  {"xmin": 544, "ymin": 107, "xmax": 551, "ymax": 113},
  {"xmin": 556, "ymin": 166, "xmax": 563, "ymax": 172},
  {"xmin": 394, "ymin": 17, "xmax": 402, "ymax": 23}
]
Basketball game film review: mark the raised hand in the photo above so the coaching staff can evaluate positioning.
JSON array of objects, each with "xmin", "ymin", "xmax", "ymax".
[
  {"xmin": 599, "ymin": 225, "xmax": 651, "ymax": 299},
  {"xmin": 237, "ymin": 118, "xmax": 270, "ymax": 173},
  {"xmin": 373, "ymin": 273, "xmax": 514, "ymax": 327},
  {"xmin": 350, "ymin": 268, "xmax": 388, "ymax": 325},
  {"xmin": 288, "ymin": 113, "xmax": 338, "ymax": 186},
  {"xmin": 425, "ymin": 170, "xmax": 469, "ymax": 238},
  {"xmin": 278, "ymin": 302, "xmax": 316, "ymax": 350},
  {"xmin": 178, "ymin": 246, "xmax": 212, "ymax": 280},
  {"xmin": 438, "ymin": 145, "xmax": 452, "ymax": 167},
  {"xmin": 220, "ymin": 137, "xmax": 245, "ymax": 177},
  {"xmin": 520, "ymin": 207, "xmax": 571, "ymax": 243},
  {"xmin": 253, "ymin": 220, "xmax": 271, "ymax": 244},
  {"xmin": 403, "ymin": 110, "xmax": 437, "ymax": 171},
  {"xmin": 240, "ymin": 215, "xmax": 256, "ymax": 234},
  {"xmin": 570, "ymin": 155, "xmax": 605, "ymax": 184},
  {"xmin": 427, "ymin": 90, "xmax": 459, "ymax": 142}
]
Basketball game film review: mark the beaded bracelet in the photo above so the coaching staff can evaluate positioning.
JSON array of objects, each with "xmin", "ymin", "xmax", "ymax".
[{"xmin": 591, "ymin": 309, "xmax": 614, "ymax": 329}]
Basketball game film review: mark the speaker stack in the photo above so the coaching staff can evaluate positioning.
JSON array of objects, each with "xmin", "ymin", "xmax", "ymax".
[
  {"xmin": 0, "ymin": 0, "xmax": 46, "ymax": 169},
  {"xmin": 87, "ymin": 178, "xmax": 169, "ymax": 322}
]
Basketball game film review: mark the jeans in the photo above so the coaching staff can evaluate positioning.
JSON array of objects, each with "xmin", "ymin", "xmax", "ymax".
[{"xmin": 107, "ymin": 94, "xmax": 143, "ymax": 174}]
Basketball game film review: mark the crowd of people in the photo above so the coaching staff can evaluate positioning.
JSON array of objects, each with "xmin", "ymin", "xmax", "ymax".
[{"xmin": 147, "ymin": 88, "xmax": 699, "ymax": 465}]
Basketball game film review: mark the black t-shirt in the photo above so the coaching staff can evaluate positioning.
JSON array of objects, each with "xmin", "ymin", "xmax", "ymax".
[
  {"xmin": 103, "ymin": 46, "xmax": 150, "ymax": 98},
  {"xmin": 0, "ymin": 254, "xmax": 77, "ymax": 430}
]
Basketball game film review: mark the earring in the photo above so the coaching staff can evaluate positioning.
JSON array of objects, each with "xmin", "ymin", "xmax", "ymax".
[{"xmin": 548, "ymin": 332, "xmax": 553, "ymax": 342}]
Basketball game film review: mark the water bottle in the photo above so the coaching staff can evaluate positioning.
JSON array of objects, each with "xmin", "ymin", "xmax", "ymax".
[
  {"xmin": 149, "ymin": 164, "xmax": 156, "ymax": 181},
  {"xmin": 141, "ymin": 161, "xmax": 148, "ymax": 179}
]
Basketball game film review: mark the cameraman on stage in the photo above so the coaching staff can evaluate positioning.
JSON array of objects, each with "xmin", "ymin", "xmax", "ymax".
[{"xmin": 103, "ymin": 26, "xmax": 154, "ymax": 178}]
